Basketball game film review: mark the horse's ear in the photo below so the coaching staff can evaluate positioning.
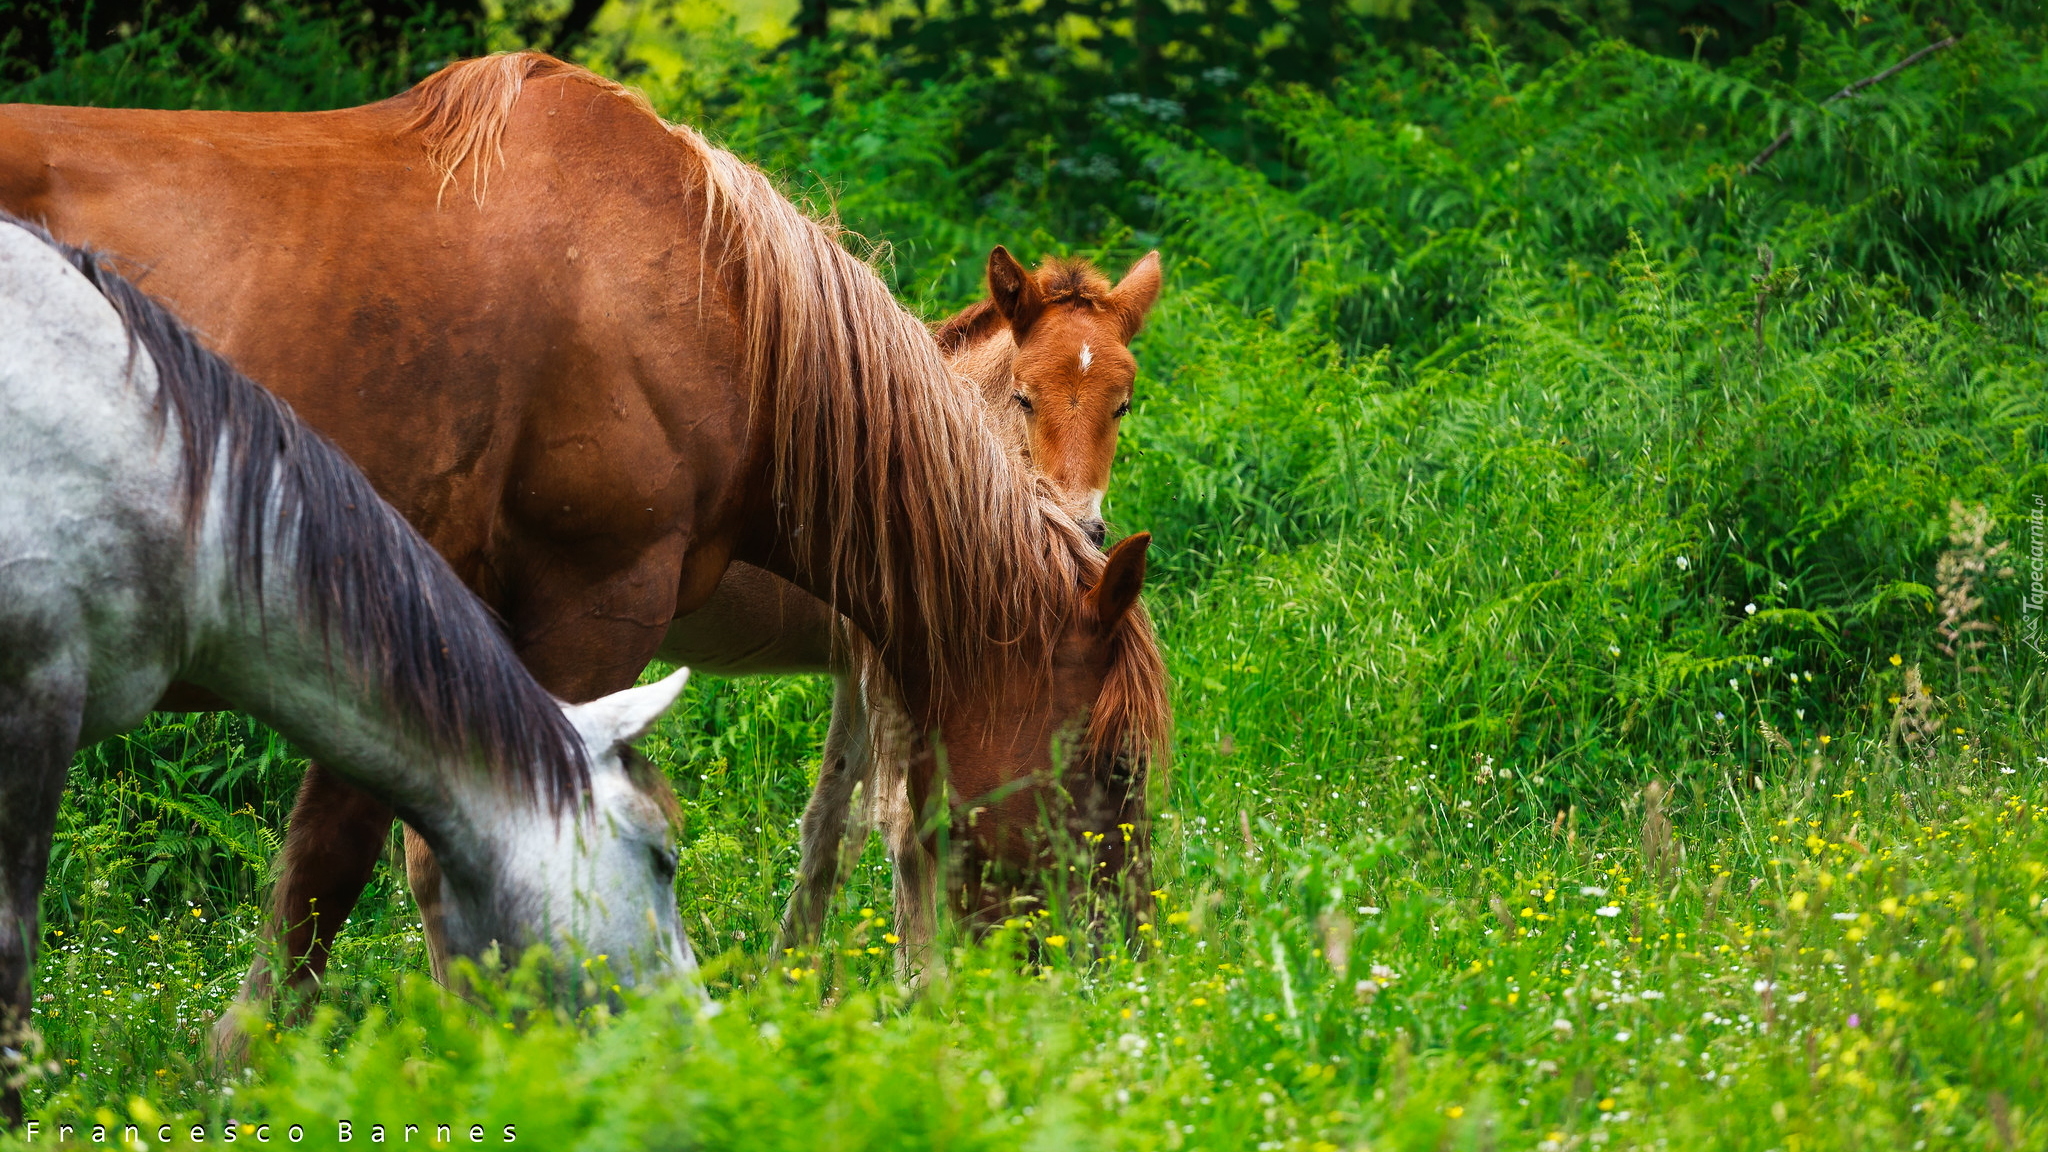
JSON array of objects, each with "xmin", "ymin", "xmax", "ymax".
[
  {"xmin": 1109, "ymin": 251, "xmax": 1162, "ymax": 342},
  {"xmin": 987, "ymin": 245, "xmax": 1044, "ymax": 339},
  {"xmin": 1087, "ymin": 532, "xmax": 1150, "ymax": 632},
  {"xmin": 570, "ymin": 667, "xmax": 691, "ymax": 748}
]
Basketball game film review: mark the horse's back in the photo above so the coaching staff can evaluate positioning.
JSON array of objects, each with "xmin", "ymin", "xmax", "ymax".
[{"xmin": 0, "ymin": 73, "xmax": 759, "ymax": 688}]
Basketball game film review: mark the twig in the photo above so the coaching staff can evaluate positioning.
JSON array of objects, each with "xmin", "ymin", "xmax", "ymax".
[{"xmin": 1746, "ymin": 35, "xmax": 1959, "ymax": 174}]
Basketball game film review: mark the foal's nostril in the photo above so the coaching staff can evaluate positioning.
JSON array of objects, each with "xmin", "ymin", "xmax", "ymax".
[{"xmin": 1084, "ymin": 518, "xmax": 1108, "ymax": 548}]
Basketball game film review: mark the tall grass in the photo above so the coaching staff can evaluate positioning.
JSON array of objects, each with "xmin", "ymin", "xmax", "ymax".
[{"xmin": 4, "ymin": 2, "xmax": 2046, "ymax": 1147}]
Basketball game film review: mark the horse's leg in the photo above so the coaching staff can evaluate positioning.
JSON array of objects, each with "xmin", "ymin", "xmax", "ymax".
[
  {"xmin": 212, "ymin": 764, "xmax": 390, "ymax": 1067},
  {"xmin": 775, "ymin": 672, "xmax": 869, "ymax": 958},
  {"xmin": 887, "ymin": 782, "xmax": 940, "ymax": 988},
  {"xmin": 0, "ymin": 667, "xmax": 83, "ymax": 1126},
  {"xmin": 402, "ymin": 826, "xmax": 449, "ymax": 985}
]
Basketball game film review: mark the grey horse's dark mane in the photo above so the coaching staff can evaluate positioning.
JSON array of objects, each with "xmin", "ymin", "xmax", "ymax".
[{"xmin": 9, "ymin": 214, "xmax": 589, "ymax": 809}]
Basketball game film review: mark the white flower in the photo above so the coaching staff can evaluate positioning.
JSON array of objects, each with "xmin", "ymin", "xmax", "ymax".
[
  {"xmin": 1371, "ymin": 964, "xmax": 1397, "ymax": 980},
  {"xmin": 1608, "ymin": 645, "xmax": 1621, "ymax": 657},
  {"xmin": 1752, "ymin": 979, "xmax": 1775, "ymax": 994},
  {"xmin": 1614, "ymin": 1031, "xmax": 1631, "ymax": 1042},
  {"xmin": 1745, "ymin": 603, "xmax": 1757, "ymax": 615},
  {"xmin": 1595, "ymin": 906, "xmax": 1622, "ymax": 918},
  {"xmin": 1676, "ymin": 556, "xmax": 1690, "ymax": 570},
  {"xmin": 1552, "ymin": 1018, "xmax": 1574, "ymax": 1034},
  {"xmin": 1639, "ymin": 990, "xmax": 1664, "ymax": 1000},
  {"xmin": 1830, "ymin": 912, "xmax": 1858, "ymax": 922},
  {"xmin": 1728, "ymin": 678, "xmax": 1739, "ymax": 689},
  {"xmin": 1786, "ymin": 992, "xmax": 1806, "ymax": 1003},
  {"xmin": 1762, "ymin": 656, "xmax": 1772, "ymax": 666},
  {"xmin": 1357, "ymin": 906, "xmax": 1381, "ymax": 916},
  {"xmin": 1579, "ymin": 886, "xmax": 1608, "ymax": 897}
]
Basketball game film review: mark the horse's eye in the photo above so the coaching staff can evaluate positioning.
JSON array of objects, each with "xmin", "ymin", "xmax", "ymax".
[
  {"xmin": 1113, "ymin": 400, "xmax": 1131, "ymax": 418},
  {"xmin": 651, "ymin": 844, "xmax": 678, "ymax": 880},
  {"xmin": 1014, "ymin": 391, "xmax": 1034, "ymax": 412}
]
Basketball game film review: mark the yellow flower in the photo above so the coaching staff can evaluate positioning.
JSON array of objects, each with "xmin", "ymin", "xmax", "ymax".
[
  {"xmin": 1446, "ymin": 1106, "xmax": 1465, "ymax": 1119},
  {"xmin": 113, "ymin": 927, "xmax": 125, "ymax": 934},
  {"xmin": 884, "ymin": 933, "xmax": 900, "ymax": 945},
  {"xmin": 1598, "ymin": 1098, "xmax": 1616, "ymax": 1111},
  {"xmin": 1191, "ymin": 997, "xmax": 1208, "ymax": 1007},
  {"xmin": 1045, "ymin": 935, "xmax": 1068, "ymax": 948},
  {"xmin": 148, "ymin": 933, "xmax": 160, "ymax": 942},
  {"xmin": 191, "ymin": 908, "xmax": 203, "ymax": 917},
  {"xmin": 1819, "ymin": 735, "xmax": 1831, "ymax": 746},
  {"xmin": 1889, "ymin": 654, "xmax": 1902, "ymax": 666}
]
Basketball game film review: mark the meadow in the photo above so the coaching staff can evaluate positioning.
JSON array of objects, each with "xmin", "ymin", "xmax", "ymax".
[{"xmin": 4, "ymin": 0, "xmax": 2047, "ymax": 1147}]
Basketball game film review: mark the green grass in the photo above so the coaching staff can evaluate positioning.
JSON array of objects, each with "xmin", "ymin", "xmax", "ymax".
[{"xmin": 6, "ymin": 1, "xmax": 2048, "ymax": 1147}]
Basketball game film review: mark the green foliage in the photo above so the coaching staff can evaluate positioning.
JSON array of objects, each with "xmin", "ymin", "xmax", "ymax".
[{"xmin": 4, "ymin": 1, "xmax": 2048, "ymax": 1147}]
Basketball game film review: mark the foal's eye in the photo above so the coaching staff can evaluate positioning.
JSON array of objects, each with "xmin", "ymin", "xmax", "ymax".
[
  {"xmin": 1013, "ymin": 391, "xmax": 1034, "ymax": 412},
  {"xmin": 651, "ymin": 844, "xmax": 678, "ymax": 880},
  {"xmin": 1113, "ymin": 400, "xmax": 1131, "ymax": 418}
]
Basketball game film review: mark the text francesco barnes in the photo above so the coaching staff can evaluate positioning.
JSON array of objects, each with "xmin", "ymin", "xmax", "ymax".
[{"xmin": 19, "ymin": 1120, "xmax": 522, "ymax": 1143}]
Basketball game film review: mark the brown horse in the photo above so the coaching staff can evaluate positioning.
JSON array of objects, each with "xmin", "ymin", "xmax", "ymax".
[
  {"xmin": 0, "ymin": 52, "xmax": 1168, "ymax": 1025},
  {"xmin": 645, "ymin": 247, "xmax": 1163, "ymax": 978},
  {"xmin": 406, "ymin": 246, "xmax": 1164, "ymax": 984}
]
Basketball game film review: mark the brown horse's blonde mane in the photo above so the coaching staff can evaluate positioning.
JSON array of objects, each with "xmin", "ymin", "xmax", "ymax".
[{"xmin": 401, "ymin": 54, "xmax": 1168, "ymax": 764}]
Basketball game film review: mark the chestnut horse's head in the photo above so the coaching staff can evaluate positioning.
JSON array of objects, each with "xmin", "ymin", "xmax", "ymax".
[
  {"xmin": 936, "ymin": 247, "xmax": 1162, "ymax": 547},
  {"xmin": 914, "ymin": 530, "xmax": 1165, "ymax": 939}
]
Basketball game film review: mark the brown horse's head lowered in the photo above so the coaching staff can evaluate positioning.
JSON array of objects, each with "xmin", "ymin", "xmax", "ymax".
[{"xmin": 937, "ymin": 247, "xmax": 1162, "ymax": 546}]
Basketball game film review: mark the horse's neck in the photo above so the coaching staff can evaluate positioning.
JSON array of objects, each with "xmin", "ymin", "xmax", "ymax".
[
  {"xmin": 178, "ymin": 475, "xmax": 509, "ymax": 865},
  {"xmin": 948, "ymin": 327, "xmax": 1018, "ymax": 408}
]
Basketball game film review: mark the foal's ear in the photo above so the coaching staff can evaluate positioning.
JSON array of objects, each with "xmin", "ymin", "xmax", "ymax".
[
  {"xmin": 1086, "ymin": 532, "xmax": 1150, "ymax": 632},
  {"xmin": 987, "ymin": 245, "xmax": 1045, "ymax": 339},
  {"xmin": 571, "ymin": 667, "xmax": 691, "ymax": 749},
  {"xmin": 1109, "ymin": 251, "xmax": 1162, "ymax": 343}
]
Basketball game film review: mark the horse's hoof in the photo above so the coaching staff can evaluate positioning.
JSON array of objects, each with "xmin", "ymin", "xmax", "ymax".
[{"xmin": 207, "ymin": 1009, "xmax": 256, "ymax": 1074}]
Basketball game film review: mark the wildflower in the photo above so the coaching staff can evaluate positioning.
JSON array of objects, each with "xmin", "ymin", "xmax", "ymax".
[
  {"xmin": 1579, "ymin": 886, "xmax": 1607, "ymax": 897},
  {"xmin": 1595, "ymin": 906, "xmax": 1621, "ymax": 918},
  {"xmin": 1745, "ymin": 603, "xmax": 1757, "ymax": 615},
  {"xmin": 884, "ymin": 933, "xmax": 900, "ymax": 945},
  {"xmin": 1354, "ymin": 980, "xmax": 1380, "ymax": 1001},
  {"xmin": 1819, "ymin": 735, "xmax": 1831, "ymax": 746},
  {"xmin": 1552, "ymin": 1018, "xmax": 1574, "ymax": 1034},
  {"xmin": 1445, "ymin": 1106, "xmax": 1465, "ymax": 1119},
  {"xmin": 1599, "ymin": 1098, "xmax": 1616, "ymax": 1111},
  {"xmin": 1676, "ymin": 556, "xmax": 1690, "ymax": 570},
  {"xmin": 1045, "ymin": 935, "xmax": 1067, "ymax": 947},
  {"xmin": 1371, "ymin": 964, "xmax": 1396, "ymax": 980},
  {"xmin": 1889, "ymin": 654, "xmax": 1902, "ymax": 666},
  {"xmin": 1614, "ymin": 1031, "xmax": 1631, "ymax": 1042}
]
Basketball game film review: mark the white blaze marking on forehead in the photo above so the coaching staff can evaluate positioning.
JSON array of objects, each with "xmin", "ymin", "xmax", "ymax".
[{"xmin": 1078, "ymin": 343, "xmax": 1093, "ymax": 373}]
